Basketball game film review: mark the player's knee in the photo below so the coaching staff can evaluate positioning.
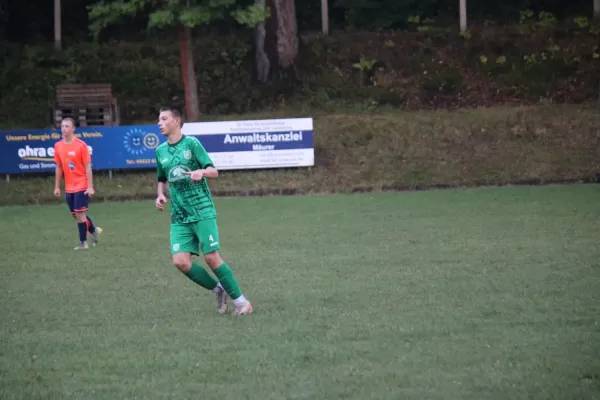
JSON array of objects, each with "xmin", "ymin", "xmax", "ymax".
[
  {"xmin": 172, "ymin": 255, "xmax": 192, "ymax": 273},
  {"xmin": 75, "ymin": 212, "xmax": 86, "ymax": 223},
  {"xmin": 204, "ymin": 251, "xmax": 223, "ymax": 269},
  {"xmin": 173, "ymin": 259, "xmax": 191, "ymax": 273}
]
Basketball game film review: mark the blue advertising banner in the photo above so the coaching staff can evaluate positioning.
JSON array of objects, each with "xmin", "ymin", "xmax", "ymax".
[
  {"xmin": 0, "ymin": 125, "xmax": 165, "ymax": 174},
  {"xmin": 0, "ymin": 118, "xmax": 315, "ymax": 174}
]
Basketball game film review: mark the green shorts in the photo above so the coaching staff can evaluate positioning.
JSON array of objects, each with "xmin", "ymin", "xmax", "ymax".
[{"xmin": 170, "ymin": 218, "xmax": 221, "ymax": 256}]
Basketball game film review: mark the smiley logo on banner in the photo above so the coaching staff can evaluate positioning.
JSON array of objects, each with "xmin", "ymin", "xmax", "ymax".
[
  {"xmin": 124, "ymin": 128, "xmax": 160, "ymax": 155},
  {"xmin": 124, "ymin": 128, "xmax": 145, "ymax": 156},
  {"xmin": 143, "ymin": 133, "xmax": 160, "ymax": 150}
]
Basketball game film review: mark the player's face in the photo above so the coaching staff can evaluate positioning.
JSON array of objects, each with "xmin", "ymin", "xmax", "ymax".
[
  {"xmin": 61, "ymin": 120, "xmax": 75, "ymax": 138},
  {"xmin": 158, "ymin": 111, "xmax": 180, "ymax": 136}
]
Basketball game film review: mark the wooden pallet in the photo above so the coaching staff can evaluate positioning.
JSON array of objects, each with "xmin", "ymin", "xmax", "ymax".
[{"xmin": 49, "ymin": 83, "xmax": 120, "ymax": 128}]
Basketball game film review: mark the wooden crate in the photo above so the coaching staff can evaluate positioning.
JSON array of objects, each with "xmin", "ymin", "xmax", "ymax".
[{"xmin": 49, "ymin": 84, "xmax": 120, "ymax": 128}]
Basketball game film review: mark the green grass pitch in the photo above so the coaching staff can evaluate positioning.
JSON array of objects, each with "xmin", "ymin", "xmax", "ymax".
[{"xmin": 1, "ymin": 184, "xmax": 599, "ymax": 399}]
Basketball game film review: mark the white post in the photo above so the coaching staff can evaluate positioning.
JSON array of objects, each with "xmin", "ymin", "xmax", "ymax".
[
  {"xmin": 5, "ymin": 174, "xmax": 9, "ymax": 183},
  {"xmin": 108, "ymin": 170, "xmax": 113, "ymax": 180},
  {"xmin": 321, "ymin": 0, "xmax": 329, "ymax": 35},
  {"xmin": 594, "ymin": 0, "xmax": 600, "ymax": 18},
  {"xmin": 459, "ymin": 0, "xmax": 467, "ymax": 32},
  {"xmin": 54, "ymin": 0, "xmax": 62, "ymax": 50}
]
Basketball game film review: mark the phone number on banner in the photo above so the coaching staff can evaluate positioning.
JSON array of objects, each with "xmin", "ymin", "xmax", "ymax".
[
  {"xmin": 126, "ymin": 158, "xmax": 156, "ymax": 165},
  {"xmin": 210, "ymin": 150, "xmax": 314, "ymax": 170}
]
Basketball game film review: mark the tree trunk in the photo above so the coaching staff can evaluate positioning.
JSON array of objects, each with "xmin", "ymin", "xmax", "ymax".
[
  {"xmin": 178, "ymin": 24, "xmax": 200, "ymax": 121},
  {"xmin": 273, "ymin": 0, "xmax": 298, "ymax": 68},
  {"xmin": 255, "ymin": 0, "xmax": 298, "ymax": 81},
  {"xmin": 255, "ymin": 0, "xmax": 270, "ymax": 82},
  {"xmin": 459, "ymin": 0, "xmax": 467, "ymax": 32}
]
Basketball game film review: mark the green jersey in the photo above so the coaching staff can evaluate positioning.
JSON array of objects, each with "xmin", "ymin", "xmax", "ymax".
[{"xmin": 155, "ymin": 135, "xmax": 216, "ymax": 224}]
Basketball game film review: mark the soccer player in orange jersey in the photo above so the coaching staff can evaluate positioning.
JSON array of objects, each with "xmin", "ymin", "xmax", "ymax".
[{"xmin": 53, "ymin": 118, "xmax": 102, "ymax": 250}]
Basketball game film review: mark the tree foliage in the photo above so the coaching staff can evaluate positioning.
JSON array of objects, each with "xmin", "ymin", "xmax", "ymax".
[
  {"xmin": 87, "ymin": 0, "xmax": 268, "ymax": 121},
  {"xmin": 1, "ymin": 0, "xmax": 596, "ymax": 43},
  {"xmin": 330, "ymin": 0, "xmax": 592, "ymax": 31},
  {"xmin": 88, "ymin": 0, "xmax": 268, "ymax": 37}
]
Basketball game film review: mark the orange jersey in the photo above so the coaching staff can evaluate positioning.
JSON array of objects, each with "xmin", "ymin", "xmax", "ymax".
[{"xmin": 54, "ymin": 138, "xmax": 91, "ymax": 193}]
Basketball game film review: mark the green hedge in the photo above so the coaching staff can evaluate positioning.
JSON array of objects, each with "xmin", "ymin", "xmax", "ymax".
[{"xmin": 1, "ymin": 23, "xmax": 599, "ymax": 129}]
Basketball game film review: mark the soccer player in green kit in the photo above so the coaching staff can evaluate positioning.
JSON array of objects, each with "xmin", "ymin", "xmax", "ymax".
[{"xmin": 154, "ymin": 107, "xmax": 253, "ymax": 316}]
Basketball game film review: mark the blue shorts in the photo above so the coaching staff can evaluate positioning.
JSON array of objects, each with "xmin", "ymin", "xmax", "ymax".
[{"xmin": 66, "ymin": 191, "xmax": 89, "ymax": 215}]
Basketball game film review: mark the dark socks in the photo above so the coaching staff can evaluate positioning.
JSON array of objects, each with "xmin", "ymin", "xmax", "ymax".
[
  {"xmin": 86, "ymin": 216, "xmax": 96, "ymax": 233},
  {"xmin": 77, "ymin": 222, "xmax": 87, "ymax": 243}
]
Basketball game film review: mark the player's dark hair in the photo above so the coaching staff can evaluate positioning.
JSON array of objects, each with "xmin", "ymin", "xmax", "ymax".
[
  {"xmin": 61, "ymin": 117, "xmax": 76, "ymax": 127},
  {"xmin": 159, "ymin": 107, "xmax": 184, "ymax": 128}
]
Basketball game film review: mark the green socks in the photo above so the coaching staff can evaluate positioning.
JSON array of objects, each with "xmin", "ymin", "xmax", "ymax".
[
  {"xmin": 183, "ymin": 261, "xmax": 243, "ymax": 301},
  {"xmin": 185, "ymin": 262, "xmax": 218, "ymax": 291},
  {"xmin": 214, "ymin": 263, "xmax": 242, "ymax": 300}
]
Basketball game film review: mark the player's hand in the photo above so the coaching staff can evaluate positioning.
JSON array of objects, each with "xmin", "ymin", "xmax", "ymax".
[
  {"xmin": 85, "ymin": 187, "xmax": 95, "ymax": 197},
  {"xmin": 156, "ymin": 194, "xmax": 168, "ymax": 211},
  {"xmin": 183, "ymin": 169, "xmax": 204, "ymax": 181},
  {"xmin": 54, "ymin": 188, "xmax": 61, "ymax": 197}
]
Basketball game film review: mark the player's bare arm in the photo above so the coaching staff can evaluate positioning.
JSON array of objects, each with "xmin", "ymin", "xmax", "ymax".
[
  {"xmin": 184, "ymin": 167, "xmax": 218, "ymax": 181},
  {"xmin": 156, "ymin": 181, "xmax": 168, "ymax": 211},
  {"xmin": 54, "ymin": 164, "xmax": 63, "ymax": 197},
  {"xmin": 84, "ymin": 162, "xmax": 95, "ymax": 196}
]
